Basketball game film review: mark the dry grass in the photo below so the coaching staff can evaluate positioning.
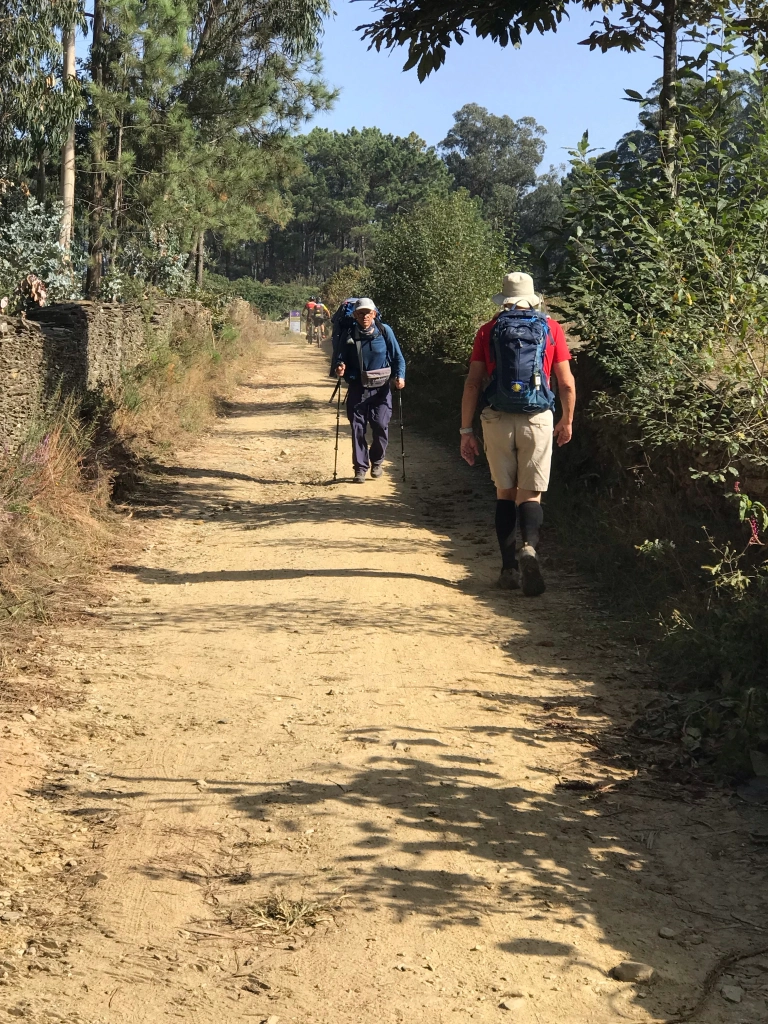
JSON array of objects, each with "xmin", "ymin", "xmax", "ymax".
[
  {"xmin": 0, "ymin": 398, "xmax": 115, "ymax": 654},
  {"xmin": 0, "ymin": 300, "xmax": 271, "ymax": 665},
  {"xmin": 226, "ymin": 891, "xmax": 349, "ymax": 933},
  {"xmin": 112, "ymin": 300, "xmax": 276, "ymax": 454}
]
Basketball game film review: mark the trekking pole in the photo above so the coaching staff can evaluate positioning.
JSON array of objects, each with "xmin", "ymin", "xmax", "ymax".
[
  {"xmin": 397, "ymin": 387, "xmax": 406, "ymax": 482},
  {"xmin": 333, "ymin": 381, "xmax": 343, "ymax": 482},
  {"xmin": 329, "ymin": 378, "xmax": 341, "ymax": 404}
]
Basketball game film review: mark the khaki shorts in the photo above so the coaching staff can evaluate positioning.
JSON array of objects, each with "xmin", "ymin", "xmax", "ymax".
[{"xmin": 480, "ymin": 407, "xmax": 554, "ymax": 492}]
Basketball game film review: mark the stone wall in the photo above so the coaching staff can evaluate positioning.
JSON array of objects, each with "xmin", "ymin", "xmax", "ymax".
[{"xmin": 0, "ymin": 299, "xmax": 211, "ymax": 453}]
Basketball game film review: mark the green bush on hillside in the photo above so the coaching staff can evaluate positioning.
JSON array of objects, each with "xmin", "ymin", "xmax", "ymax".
[
  {"xmin": 322, "ymin": 266, "xmax": 371, "ymax": 314},
  {"xmin": 369, "ymin": 190, "xmax": 507, "ymax": 362},
  {"xmin": 558, "ymin": 55, "xmax": 768, "ymax": 771}
]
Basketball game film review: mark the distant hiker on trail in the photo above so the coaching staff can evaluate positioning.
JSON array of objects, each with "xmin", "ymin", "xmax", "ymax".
[
  {"xmin": 459, "ymin": 272, "xmax": 576, "ymax": 597},
  {"xmin": 331, "ymin": 297, "xmax": 406, "ymax": 484},
  {"xmin": 310, "ymin": 298, "xmax": 330, "ymax": 345},
  {"xmin": 303, "ymin": 297, "xmax": 325, "ymax": 344}
]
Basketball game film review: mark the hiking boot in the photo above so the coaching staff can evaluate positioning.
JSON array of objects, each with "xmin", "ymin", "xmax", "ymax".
[
  {"xmin": 370, "ymin": 462, "xmax": 384, "ymax": 479},
  {"xmin": 498, "ymin": 566, "xmax": 520, "ymax": 590},
  {"xmin": 353, "ymin": 469, "xmax": 367, "ymax": 484},
  {"xmin": 519, "ymin": 544, "xmax": 546, "ymax": 597}
]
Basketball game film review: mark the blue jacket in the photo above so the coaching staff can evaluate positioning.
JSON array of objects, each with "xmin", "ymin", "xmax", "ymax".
[{"xmin": 330, "ymin": 321, "xmax": 406, "ymax": 383}]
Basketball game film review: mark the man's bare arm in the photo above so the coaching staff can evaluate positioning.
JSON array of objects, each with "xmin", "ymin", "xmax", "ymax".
[
  {"xmin": 460, "ymin": 360, "xmax": 486, "ymax": 465},
  {"xmin": 553, "ymin": 359, "xmax": 576, "ymax": 446},
  {"xmin": 462, "ymin": 360, "xmax": 486, "ymax": 428}
]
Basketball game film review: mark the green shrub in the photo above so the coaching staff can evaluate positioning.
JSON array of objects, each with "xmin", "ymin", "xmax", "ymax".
[
  {"xmin": 204, "ymin": 272, "xmax": 315, "ymax": 319},
  {"xmin": 369, "ymin": 190, "xmax": 507, "ymax": 362},
  {"xmin": 0, "ymin": 185, "xmax": 80, "ymax": 308},
  {"xmin": 322, "ymin": 266, "xmax": 371, "ymax": 313},
  {"xmin": 557, "ymin": 52, "xmax": 768, "ymax": 772}
]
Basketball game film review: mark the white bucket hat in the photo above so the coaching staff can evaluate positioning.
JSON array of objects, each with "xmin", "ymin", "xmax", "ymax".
[{"xmin": 492, "ymin": 272, "xmax": 541, "ymax": 307}]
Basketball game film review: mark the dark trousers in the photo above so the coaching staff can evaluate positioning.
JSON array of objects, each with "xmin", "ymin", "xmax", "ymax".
[{"xmin": 347, "ymin": 381, "xmax": 392, "ymax": 470}]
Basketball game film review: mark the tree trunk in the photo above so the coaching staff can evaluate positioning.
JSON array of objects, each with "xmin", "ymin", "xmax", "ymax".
[
  {"xmin": 108, "ymin": 119, "xmax": 124, "ymax": 269},
  {"xmin": 59, "ymin": 27, "xmax": 76, "ymax": 250},
  {"xmin": 86, "ymin": 0, "xmax": 106, "ymax": 299},
  {"xmin": 659, "ymin": 0, "xmax": 678, "ymax": 189},
  {"xmin": 36, "ymin": 152, "xmax": 46, "ymax": 201},
  {"xmin": 196, "ymin": 231, "xmax": 205, "ymax": 289}
]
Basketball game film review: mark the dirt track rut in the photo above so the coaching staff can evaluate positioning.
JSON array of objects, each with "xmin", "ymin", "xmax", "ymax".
[{"xmin": 2, "ymin": 331, "xmax": 768, "ymax": 1024}]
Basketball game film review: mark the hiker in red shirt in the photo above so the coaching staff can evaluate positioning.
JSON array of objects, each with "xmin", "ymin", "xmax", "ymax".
[
  {"xmin": 303, "ymin": 297, "xmax": 317, "ymax": 341},
  {"xmin": 459, "ymin": 272, "xmax": 576, "ymax": 596}
]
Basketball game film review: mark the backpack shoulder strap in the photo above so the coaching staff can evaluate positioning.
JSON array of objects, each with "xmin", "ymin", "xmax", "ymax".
[{"xmin": 352, "ymin": 324, "xmax": 364, "ymax": 374}]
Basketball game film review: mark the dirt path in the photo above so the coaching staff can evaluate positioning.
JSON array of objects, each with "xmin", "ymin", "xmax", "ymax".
[{"xmin": 2, "ymin": 331, "xmax": 768, "ymax": 1024}]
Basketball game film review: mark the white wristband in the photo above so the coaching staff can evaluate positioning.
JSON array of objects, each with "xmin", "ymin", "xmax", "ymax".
[{"xmin": 459, "ymin": 427, "xmax": 474, "ymax": 435}]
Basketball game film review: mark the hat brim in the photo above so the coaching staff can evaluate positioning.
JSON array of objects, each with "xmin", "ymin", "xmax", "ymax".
[{"xmin": 493, "ymin": 292, "xmax": 541, "ymax": 306}]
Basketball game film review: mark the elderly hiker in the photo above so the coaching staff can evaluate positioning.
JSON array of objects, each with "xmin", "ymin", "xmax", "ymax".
[
  {"xmin": 331, "ymin": 298, "xmax": 406, "ymax": 484},
  {"xmin": 460, "ymin": 272, "xmax": 575, "ymax": 596}
]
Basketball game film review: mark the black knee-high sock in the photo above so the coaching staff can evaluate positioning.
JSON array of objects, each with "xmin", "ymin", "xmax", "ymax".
[
  {"xmin": 495, "ymin": 499, "xmax": 517, "ymax": 569},
  {"xmin": 518, "ymin": 500, "xmax": 543, "ymax": 550}
]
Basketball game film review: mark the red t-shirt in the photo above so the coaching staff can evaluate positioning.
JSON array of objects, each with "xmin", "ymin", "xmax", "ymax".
[{"xmin": 470, "ymin": 314, "xmax": 571, "ymax": 385}]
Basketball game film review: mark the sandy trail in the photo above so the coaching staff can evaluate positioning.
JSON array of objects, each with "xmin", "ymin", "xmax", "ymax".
[{"xmin": 2, "ymin": 331, "xmax": 768, "ymax": 1024}]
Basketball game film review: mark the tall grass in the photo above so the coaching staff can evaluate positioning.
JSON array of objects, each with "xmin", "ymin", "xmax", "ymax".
[
  {"xmin": 0, "ymin": 398, "xmax": 113, "ymax": 635},
  {"xmin": 112, "ymin": 299, "xmax": 270, "ymax": 453}
]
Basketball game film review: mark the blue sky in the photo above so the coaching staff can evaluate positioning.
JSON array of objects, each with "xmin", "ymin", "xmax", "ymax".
[{"xmin": 311, "ymin": 2, "xmax": 662, "ymax": 171}]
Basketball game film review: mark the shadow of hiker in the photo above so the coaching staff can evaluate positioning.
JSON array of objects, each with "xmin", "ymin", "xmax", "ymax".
[{"xmin": 110, "ymin": 564, "xmax": 459, "ymax": 590}]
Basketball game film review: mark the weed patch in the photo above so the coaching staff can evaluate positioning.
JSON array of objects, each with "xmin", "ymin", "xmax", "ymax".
[
  {"xmin": 226, "ymin": 891, "xmax": 348, "ymax": 933},
  {"xmin": 112, "ymin": 300, "xmax": 272, "ymax": 454}
]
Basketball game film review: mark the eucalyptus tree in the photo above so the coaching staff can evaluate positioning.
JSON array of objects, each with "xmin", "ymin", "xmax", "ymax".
[{"xmin": 0, "ymin": 0, "xmax": 83, "ymax": 184}]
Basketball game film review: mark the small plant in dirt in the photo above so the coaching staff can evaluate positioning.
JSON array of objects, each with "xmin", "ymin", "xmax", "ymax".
[{"xmin": 226, "ymin": 891, "xmax": 347, "ymax": 933}]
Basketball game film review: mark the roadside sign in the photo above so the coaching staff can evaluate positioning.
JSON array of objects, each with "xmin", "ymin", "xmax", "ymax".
[{"xmin": 289, "ymin": 310, "xmax": 301, "ymax": 333}]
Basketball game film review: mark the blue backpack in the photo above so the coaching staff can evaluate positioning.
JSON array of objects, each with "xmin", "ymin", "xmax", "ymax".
[
  {"xmin": 484, "ymin": 308, "xmax": 555, "ymax": 414},
  {"xmin": 331, "ymin": 299, "xmax": 357, "ymax": 351}
]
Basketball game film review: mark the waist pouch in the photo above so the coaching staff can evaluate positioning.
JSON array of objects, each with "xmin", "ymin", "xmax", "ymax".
[{"xmin": 360, "ymin": 366, "xmax": 391, "ymax": 388}]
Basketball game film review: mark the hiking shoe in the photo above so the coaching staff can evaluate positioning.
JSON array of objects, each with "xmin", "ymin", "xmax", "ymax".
[
  {"xmin": 519, "ymin": 544, "xmax": 546, "ymax": 597},
  {"xmin": 353, "ymin": 469, "xmax": 367, "ymax": 484},
  {"xmin": 498, "ymin": 566, "xmax": 520, "ymax": 590},
  {"xmin": 370, "ymin": 462, "xmax": 384, "ymax": 479}
]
